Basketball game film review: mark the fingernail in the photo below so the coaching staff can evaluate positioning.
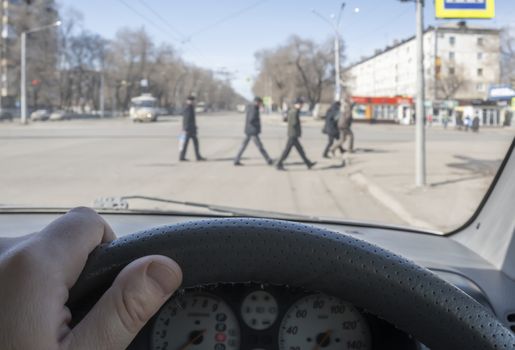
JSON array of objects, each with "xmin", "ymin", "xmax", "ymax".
[{"xmin": 146, "ymin": 262, "xmax": 180, "ymax": 296}]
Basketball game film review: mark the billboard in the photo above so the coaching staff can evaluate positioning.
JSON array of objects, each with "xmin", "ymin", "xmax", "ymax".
[
  {"xmin": 435, "ymin": 0, "xmax": 495, "ymax": 19},
  {"xmin": 488, "ymin": 84, "xmax": 515, "ymax": 101}
]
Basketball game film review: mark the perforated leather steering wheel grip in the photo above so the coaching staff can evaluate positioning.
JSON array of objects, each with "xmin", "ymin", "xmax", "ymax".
[{"xmin": 68, "ymin": 218, "xmax": 515, "ymax": 350}]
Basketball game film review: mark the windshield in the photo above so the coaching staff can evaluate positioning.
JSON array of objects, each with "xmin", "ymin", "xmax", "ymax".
[
  {"xmin": 132, "ymin": 100, "xmax": 157, "ymax": 108},
  {"xmin": 0, "ymin": 0, "xmax": 514, "ymax": 233}
]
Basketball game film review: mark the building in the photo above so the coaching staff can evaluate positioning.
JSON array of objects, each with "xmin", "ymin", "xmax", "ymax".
[
  {"xmin": 346, "ymin": 22, "xmax": 502, "ymax": 125},
  {"xmin": 1, "ymin": 0, "xmax": 59, "ymax": 110}
]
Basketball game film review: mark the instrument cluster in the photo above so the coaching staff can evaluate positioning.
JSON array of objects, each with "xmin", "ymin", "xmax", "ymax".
[{"xmin": 137, "ymin": 283, "xmax": 417, "ymax": 350}]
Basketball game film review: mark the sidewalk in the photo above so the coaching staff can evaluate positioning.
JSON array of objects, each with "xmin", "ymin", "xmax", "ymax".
[{"xmin": 341, "ymin": 127, "xmax": 513, "ymax": 232}]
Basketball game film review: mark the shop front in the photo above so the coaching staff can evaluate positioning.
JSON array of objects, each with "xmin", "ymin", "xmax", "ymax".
[{"xmin": 351, "ymin": 96, "xmax": 414, "ymax": 124}]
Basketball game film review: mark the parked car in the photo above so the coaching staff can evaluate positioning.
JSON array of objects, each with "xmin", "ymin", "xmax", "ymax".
[
  {"xmin": 49, "ymin": 111, "xmax": 73, "ymax": 121},
  {"xmin": 30, "ymin": 109, "xmax": 51, "ymax": 121},
  {"xmin": 0, "ymin": 111, "xmax": 13, "ymax": 122}
]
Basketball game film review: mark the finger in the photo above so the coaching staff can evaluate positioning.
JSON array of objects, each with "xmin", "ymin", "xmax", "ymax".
[
  {"xmin": 63, "ymin": 255, "xmax": 182, "ymax": 350},
  {"xmin": 35, "ymin": 207, "xmax": 116, "ymax": 288},
  {"xmin": 0, "ymin": 233, "xmax": 37, "ymax": 255}
]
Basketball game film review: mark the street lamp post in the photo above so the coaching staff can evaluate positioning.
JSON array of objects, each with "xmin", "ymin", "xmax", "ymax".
[
  {"xmin": 313, "ymin": 3, "xmax": 346, "ymax": 102},
  {"xmin": 400, "ymin": 0, "xmax": 426, "ymax": 187},
  {"xmin": 20, "ymin": 20, "xmax": 61, "ymax": 124},
  {"xmin": 415, "ymin": 0, "xmax": 426, "ymax": 187}
]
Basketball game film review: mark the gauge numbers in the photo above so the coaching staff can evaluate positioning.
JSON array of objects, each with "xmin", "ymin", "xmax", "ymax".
[
  {"xmin": 152, "ymin": 293, "xmax": 240, "ymax": 350},
  {"xmin": 279, "ymin": 294, "xmax": 371, "ymax": 350}
]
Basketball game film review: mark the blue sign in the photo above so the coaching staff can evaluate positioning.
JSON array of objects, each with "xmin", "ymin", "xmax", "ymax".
[
  {"xmin": 444, "ymin": 0, "xmax": 486, "ymax": 10},
  {"xmin": 436, "ymin": 0, "xmax": 494, "ymax": 19},
  {"xmin": 488, "ymin": 84, "xmax": 515, "ymax": 101}
]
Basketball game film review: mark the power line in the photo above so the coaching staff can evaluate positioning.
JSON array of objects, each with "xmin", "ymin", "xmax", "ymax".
[
  {"xmin": 184, "ymin": 0, "xmax": 270, "ymax": 42},
  {"xmin": 137, "ymin": 0, "xmax": 187, "ymax": 41},
  {"xmin": 117, "ymin": 0, "xmax": 177, "ymax": 40},
  {"xmin": 117, "ymin": 0, "xmax": 209, "ymax": 62},
  {"xmin": 136, "ymin": 0, "xmax": 208, "ymax": 61}
]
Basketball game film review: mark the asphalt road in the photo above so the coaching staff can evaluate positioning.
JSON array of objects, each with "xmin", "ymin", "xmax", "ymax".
[{"xmin": 0, "ymin": 113, "xmax": 512, "ymax": 231}]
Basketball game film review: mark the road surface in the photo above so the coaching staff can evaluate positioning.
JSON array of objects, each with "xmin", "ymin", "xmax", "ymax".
[{"xmin": 0, "ymin": 112, "xmax": 512, "ymax": 232}]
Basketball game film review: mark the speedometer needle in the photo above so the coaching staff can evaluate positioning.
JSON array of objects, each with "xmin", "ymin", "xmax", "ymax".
[
  {"xmin": 313, "ymin": 329, "xmax": 333, "ymax": 350},
  {"xmin": 178, "ymin": 329, "xmax": 207, "ymax": 350}
]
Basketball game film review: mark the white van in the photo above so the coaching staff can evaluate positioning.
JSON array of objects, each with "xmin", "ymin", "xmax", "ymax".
[{"xmin": 130, "ymin": 94, "xmax": 159, "ymax": 122}]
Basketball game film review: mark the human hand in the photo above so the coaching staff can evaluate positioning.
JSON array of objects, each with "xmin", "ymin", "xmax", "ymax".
[{"xmin": 0, "ymin": 207, "xmax": 182, "ymax": 350}]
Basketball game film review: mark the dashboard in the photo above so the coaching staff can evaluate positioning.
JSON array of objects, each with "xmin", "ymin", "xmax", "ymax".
[
  {"xmin": 2, "ymin": 212, "xmax": 515, "ymax": 349},
  {"xmin": 127, "ymin": 283, "xmax": 418, "ymax": 350}
]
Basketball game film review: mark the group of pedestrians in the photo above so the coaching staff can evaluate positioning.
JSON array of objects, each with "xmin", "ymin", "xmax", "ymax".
[
  {"xmin": 178, "ymin": 95, "xmax": 354, "ymax": 171},
  {"xmin": 322, "ymin": 98, "xmax": 354, "ymax": 159},
  {"xmin": 456, "ymin": 115, "xmax": 480, "ymax": 132}
]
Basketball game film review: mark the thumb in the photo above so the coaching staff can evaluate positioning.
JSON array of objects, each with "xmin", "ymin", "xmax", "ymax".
[{"xmin": 65, "ymin": 255, "xmax": 182, "ymax": 350}]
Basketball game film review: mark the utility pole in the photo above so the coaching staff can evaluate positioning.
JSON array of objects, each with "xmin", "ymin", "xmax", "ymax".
[
  {"xmin": 112, "ymin": 83, "xmax": 117, "ymax": 118},
  {"xmin": 400, "ymin": 0, "xmax": 427, "ymax": 187},
  {"xmin": 415, "ymin": 0, "xmax": 426, "ymax": 186},
  {"xmin": 1, "ymin": 0, "xmax": 9, "ymax": 105},
  {"xmin": 20, "ymin": 31, "xmax": 26, "ymax": 124},
  {"xmin": 100, "ymin": 73, "xmax": 105, "ymax": 118},
  {"xmin": 334, "ymin": 30, "xmax": 341, "ymax": 102},
  {"xmin": 312, "ymin": 2, "xmax": 346, "ymax": 102},
  {"xmin": 20, "ymin": 21, "xmax": 61, "ymax": 124}
]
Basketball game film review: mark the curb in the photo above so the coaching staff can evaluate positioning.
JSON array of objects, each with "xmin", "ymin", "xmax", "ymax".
[{"xmin": 349, "ymin": 172, "xmax": 433, "ymax": 230}]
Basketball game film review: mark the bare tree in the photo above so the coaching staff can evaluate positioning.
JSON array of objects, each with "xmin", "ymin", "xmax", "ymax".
[
  {"xmin": 4, "ymin": 4, "xmax": 244, "ymax": 113},
  {"xmin": 57, "ymin": 7, "xmax": 84, "ymax": 109},
  {"xmin": 253, "ymin": 35, "xmax": 342, "ymax": 110},
  {"xmin": 2, "ymin": 0, "xmax": 60, "ymax": 108},
  {"xmin": 436, "ymin": 61, "xmax": 467, "ymax": 100},
  {"xmin": 500, "ymin": 26, "xmax": 515, "ymax": 87},
  {"xmin": 106, "ymin": 27, "xmax": 155, "ymax": 111},
  {"xmin": 103, "ymin": 27, "xmax": 244, "ymax": 113}
]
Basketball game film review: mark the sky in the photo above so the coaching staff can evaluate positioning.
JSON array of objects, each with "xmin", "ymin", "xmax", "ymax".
[{"xmin": 58, "ymin": 0, "xmax": 515, "ymax": 99}]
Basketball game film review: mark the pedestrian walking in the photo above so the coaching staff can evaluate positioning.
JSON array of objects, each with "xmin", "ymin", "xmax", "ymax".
[
  {"xmin": 464, "ymin": 115, "xmax": 471, "ymax": 132},
  {"xmin": 455, "ymin": 113, "xmax": 463, "ymax": 130},
  {"xmin": 442, "ymin": 114, "xmax": 449, "ymax": 129},
  {"xmin": 276, "ymin": 98, "xmax": 316, "ymax": 171},
  {"xmin": 322, "ymin": 101, "xmax": 344, "ymax": 158},
  {"xmin": 472, "ymin": 116, "xmax": 480, "ymax": 132},
  {"xmin": 179, "ymin": 95, "xmax": 206, "ymax": 161},
  {"xmin": 234, "ymin": 97, "xmax": 273, "ymax": 166},
  {"xmin": 331, "ymin": 98, "xmax": 355, "ymax": 156}
]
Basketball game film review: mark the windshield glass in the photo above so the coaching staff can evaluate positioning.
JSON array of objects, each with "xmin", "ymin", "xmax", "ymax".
[
  {"xmin": 0, "ymin": 0, "xmax": 514, "ymax": 233},
  {"xmin": 132, "ymin": 100, "xmax": 157, "ymax": 108}
]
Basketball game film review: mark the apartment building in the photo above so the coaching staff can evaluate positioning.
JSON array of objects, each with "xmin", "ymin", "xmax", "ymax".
[{"xmin": 347, "ymin": 22, "xmax": 500, "ymax": 102}]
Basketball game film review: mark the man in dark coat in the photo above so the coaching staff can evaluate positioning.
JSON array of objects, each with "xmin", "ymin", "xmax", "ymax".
[
  {"xmin": 276, "ymin": 98, "xmax": 316, "ymax": 171},
  {"xmin": 331, "ymin": 98, "xmax": 355, "ymax": 155},
  {"xmin": 472, "ymin": 116, "xmax": 480, "ymax": 132},
  {"xmin": 234, "ymin": 97, "xmax": 273, "ymax": 166},
  {"xmin": 179, "ymin": 95, "xmax": 205, "ymax": 161},
  {"xmin": 322, "ymin": 101, "xmax": 344, "ymax": 158}
]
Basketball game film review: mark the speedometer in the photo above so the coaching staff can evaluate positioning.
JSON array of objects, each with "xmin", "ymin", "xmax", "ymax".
[
  {"xmin": 278, "ymin": 294, "xmax": 371, "ymax": 350},
  {"xmin": 152, "ymin": 292, "xmax": 240, "ymax": 350}
]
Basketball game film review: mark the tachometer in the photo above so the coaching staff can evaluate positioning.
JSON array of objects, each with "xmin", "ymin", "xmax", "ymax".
[
  {"xmin": 152, "ymin": 292, "xmax": 240, "ymax": 350},
  {"xmin": 278, "ymin": 294, "xmax": 371, "ymax": 350}
]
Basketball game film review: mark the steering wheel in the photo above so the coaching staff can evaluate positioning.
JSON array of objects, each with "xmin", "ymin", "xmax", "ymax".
[{"xmin": 68, "ymin": 218, "xmax": 515, "ymax": 350}]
